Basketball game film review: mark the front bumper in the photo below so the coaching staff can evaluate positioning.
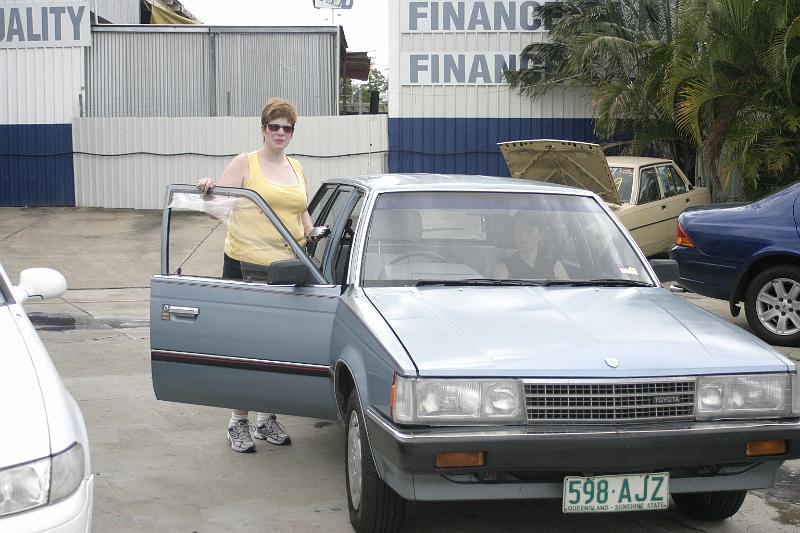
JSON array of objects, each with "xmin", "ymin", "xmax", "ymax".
[{"xmin": 366, "ymin": 409, "xmax": 800, "ymax": 500}]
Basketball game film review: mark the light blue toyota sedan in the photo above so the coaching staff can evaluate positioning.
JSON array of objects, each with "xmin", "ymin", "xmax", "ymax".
[{"xmin": 151, "ymin": 175, "xmax": 800, "ymax": 533}]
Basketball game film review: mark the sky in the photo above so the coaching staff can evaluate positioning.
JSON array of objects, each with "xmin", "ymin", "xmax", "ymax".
[{"xmin": 182, "ymin": 1, "xmax": 390, "ymax": 73}]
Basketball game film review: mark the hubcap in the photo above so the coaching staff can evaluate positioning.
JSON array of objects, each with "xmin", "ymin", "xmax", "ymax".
[
  {"xmin": 347, "ymin": 410, "xmax": 363, "ymax": 510},
  {"xmin": 756, "ymin": 277, "xmax": 800, "ymax": 336}
]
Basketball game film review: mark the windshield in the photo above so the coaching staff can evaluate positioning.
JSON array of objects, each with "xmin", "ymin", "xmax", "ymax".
[
  {"xmin": 610, "ymin": 167, "xmax": 634, "ymax": 203},
  {"xmin": 361, "ymin": 192, "xmax": 651, "ymax": 287}
]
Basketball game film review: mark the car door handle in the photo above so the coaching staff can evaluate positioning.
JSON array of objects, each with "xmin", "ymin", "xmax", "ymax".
[
  {"xmin": 168, "ymin": 306, "xmax": 199, "ymax": 318},
  {"xmin": 685, "ymin": 198, "xmax": 690, "ymax": 203},
  {"xmin": 661, "ymin": 205, "xmax": 667, "ymax": 210}
]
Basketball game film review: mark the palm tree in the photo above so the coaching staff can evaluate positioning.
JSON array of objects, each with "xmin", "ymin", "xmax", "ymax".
[
  {"xmin": 666, "ymin": 0, "xmax": 800, "ymax": 198},
  {"xmin": 506, "ymin": 1, "xmax": 693, "ymax": 170}
]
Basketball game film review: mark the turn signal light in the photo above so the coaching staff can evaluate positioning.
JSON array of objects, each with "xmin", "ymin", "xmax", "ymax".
[
  {"xmin": 435, "ymin": 451, "xmax": 485, "ymax": 468},
  {"xmin": 676, "ymin": 221, "xmax": 695, "ymax": 248},
  {"xmin": 746, "ymin": 440, "xmax": 787, "ymax": 457}
]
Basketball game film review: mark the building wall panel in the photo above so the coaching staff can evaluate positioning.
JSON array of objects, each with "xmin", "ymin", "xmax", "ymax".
[
  {"xmin": 0, "ymin": 124, "xmax": 74, "ymax": 206},
  {"xmin": 93, "ymin": 0, "xmax": 140, "ymax": 23},
  {"xmin": 87, "ymin": 30, "xmax": 211, "ymax": 117},
  {"xmin": 73, "ymin": 114, "xmax": 387, "ymax": 209},
  {"xmin": 214, "ymin": 32, "xmax": 337, "ymax": 117},
  {"xmin": 0, "ymin": 46, "xmax": 85, "ymax": 124}
]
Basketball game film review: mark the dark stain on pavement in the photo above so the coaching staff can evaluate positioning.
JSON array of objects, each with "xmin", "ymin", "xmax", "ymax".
[
  {"xmin": 27, "ymin": 312, "xmax": 149, "ymax": 332},
  {"xmin": 754, "ymin": 462, "xmax": 800, "ymax": 525},
  {"xmin": 314, "ymin": 421, "xmax": 332, "ymax": 429}
]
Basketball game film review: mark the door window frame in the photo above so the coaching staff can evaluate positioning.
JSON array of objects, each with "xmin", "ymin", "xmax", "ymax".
[{"xmin": 161, "ymin": 184, "xmax": 326, "ymax": 284}]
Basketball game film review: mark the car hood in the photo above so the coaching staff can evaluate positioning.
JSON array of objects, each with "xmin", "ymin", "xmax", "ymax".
[
  {"xmin": 0, "ymin": 307, "xmax": 51, "ymax": 467},
  {"xmin": 365, "ymin": 286, "xmax": 789, "ymax": 377},
  {"xmin": 498, "ymin": 139, "xmax": 621, "ymax": 205}
]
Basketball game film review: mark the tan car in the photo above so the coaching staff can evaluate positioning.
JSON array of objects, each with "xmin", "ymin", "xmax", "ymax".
[{"xmin": 499, "ymin": 139, "xmax": 711, "ymax": 256}]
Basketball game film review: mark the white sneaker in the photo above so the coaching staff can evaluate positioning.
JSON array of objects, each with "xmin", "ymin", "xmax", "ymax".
[
  {"xmin": 253, "ymin": 414, "xmax": 292, "ymax": 445},
  {"xmin": 226, "ymin": 419, "xmax": 255, "ymax": 453}
]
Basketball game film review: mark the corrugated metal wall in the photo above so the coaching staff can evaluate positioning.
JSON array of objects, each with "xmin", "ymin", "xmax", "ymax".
[
  {"xmin": 0, "ymin": 45, "xmax": 84, "ymax": 205},
  {"xmin": 214, "ymin": 31, "xmax": 337, "ymax": 117},
  {"xmin": 0, "ymin": 46, "xmax": 85, "ymax": 124},
  {"xmin": 87, "ymin": 29, "xmax": 211, "ymax": 117},
  {"xmin": 388, "ymin": 1, "xmax": 596, "ymax": 176},
  {"xmin": 72, "ymin": 114, "xmax": 387, "ymax": 209},
  {"xmin": 93, "ymin": 0, "xmax": 141, "ymax": 23},
  {"xmin": 86, "ymin": 26, "xmax": 338, "ymax": 118}
]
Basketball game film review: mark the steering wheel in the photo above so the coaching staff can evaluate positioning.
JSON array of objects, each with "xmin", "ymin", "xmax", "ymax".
[{"xmin": 388, "ymin": 251, "xmax": 447, "ymax": 264}]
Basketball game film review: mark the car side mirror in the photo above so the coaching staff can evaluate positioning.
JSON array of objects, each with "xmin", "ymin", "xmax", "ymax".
[
  {"xmin": 649, "ymin": 259, "xmax": 679, "ymax": 283},
  {"xmin": 267, "ymin": 259, "xmax": 313, "ymax": 285},
  {"xmin": 12, "ymin": 268, "xmax": 67, "ymax": 303}
]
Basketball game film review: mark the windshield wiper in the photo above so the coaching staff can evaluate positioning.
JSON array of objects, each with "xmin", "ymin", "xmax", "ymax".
[
  {"xmin": 545, "ymin": 278, "xmax": 654, "ymax": 287},
  {"xmin": 415, "ymin": 278, "xmax": 551, "ymax": 287}
]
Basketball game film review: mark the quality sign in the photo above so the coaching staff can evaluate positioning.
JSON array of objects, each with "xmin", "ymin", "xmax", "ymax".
[{"xmin": 0, "ymin": 1, "xmax": 90, "ymax": 48}]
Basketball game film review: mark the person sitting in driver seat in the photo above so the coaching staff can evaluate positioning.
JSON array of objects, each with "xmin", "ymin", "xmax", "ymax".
[{"xmin": 493, "ymin": 210, "xmax": 568, "ymax": 280}]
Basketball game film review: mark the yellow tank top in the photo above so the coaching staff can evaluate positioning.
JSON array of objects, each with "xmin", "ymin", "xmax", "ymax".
[{"xmin": 224, "ymin": 152, "xmax": 308, "ymax": 265}]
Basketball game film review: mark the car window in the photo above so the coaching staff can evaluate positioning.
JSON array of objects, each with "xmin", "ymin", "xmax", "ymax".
[
  {"xmin": 362, "ymin": 192, "xmax": 650, "ymax": 287},
  {"xmin": 308, "ymin": 184, "xmax": 337, "ymax": 225},
  {"xmin": 310, "ymin": 189, "xmax": 353, "ymax": 269},
  {"xmin": 637, "ymin": 168, "xmax": 662, "ymax": 204},
  {"xmin": 609, "ymin": 167, "xmax": 634, "ymax": 203},
  {"xmin": 660, "ymin": 165, "xmax": 687, "ymax": 196},
  {"xmin": 333, "ymin": 195, "xmax": 365, "ymax": 284},
  {"xmin": 166, "ymin": 191, "xmax": 308, "ymax": 284}
]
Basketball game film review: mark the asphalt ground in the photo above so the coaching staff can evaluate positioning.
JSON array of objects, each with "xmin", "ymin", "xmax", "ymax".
[{"xmin": 2, "ymin": 206, "xmax": 799, "ymax": 532}]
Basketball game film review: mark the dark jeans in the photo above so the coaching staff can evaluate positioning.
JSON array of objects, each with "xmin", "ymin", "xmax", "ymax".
[
  {"xmin": 223, "ymin": 253, "xmax": 270, "ymax": 283},
  {"xmin": 222, "ymin": 253, "xmax": 244, "ymax": 280}
]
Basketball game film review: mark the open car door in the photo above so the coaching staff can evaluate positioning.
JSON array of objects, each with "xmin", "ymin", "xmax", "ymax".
[
  {"xmin": 150, "ymin": 185, "xmax": 339, "ymax": 420},
  {"xmin": 498, "ymin": 139, "xmax": 622, "ymax": 205}
]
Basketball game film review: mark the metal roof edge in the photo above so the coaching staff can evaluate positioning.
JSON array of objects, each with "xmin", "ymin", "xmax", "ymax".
[{"xmin": 91, "ymin": 25, "xmax": 339, "ymax": 34}]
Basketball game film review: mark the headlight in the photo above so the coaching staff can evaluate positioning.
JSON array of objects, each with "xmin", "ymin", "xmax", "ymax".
[
  {"xmin": 0, "ymin": 458, "xmax": 50, "ymax": 517},
  {"xmin": 0, "ymin": 443, "xmax": 85, "ymax": 518},
  {"xmin": 696, "ymin": 374, "xmax": 793, "ymax": 420},
  {"xmin": 392, "ymin": 376, "xmax": 525, "ymax": 424}
]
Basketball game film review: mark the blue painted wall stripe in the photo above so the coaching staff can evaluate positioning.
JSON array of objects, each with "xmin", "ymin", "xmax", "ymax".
[
  {"xmin": 389, "ymin": 117, "xmax": 597, "ymax": 176},
  {"xmin": 0, "ymin": 124, "xmax": 75, "ymax": 207}
]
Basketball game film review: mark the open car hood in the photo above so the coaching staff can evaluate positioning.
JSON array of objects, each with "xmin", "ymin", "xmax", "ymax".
[{"xmin": 498, "ymin": 139, "xmax": 621, "ymax": 205}]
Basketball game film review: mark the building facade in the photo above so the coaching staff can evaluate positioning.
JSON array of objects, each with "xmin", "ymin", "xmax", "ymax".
[
  {"xmin": 388, "ymin": 0, "xmax": 595, "ymax": 176},
  {"xmin": 0, "ymin": 0, "xmax": 340, "ymax": 206}
]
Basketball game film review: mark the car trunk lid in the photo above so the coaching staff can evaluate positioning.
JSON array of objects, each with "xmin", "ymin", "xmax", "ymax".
[{"xmin": 498, "ymin": 139, "xmax": 621, "ymax": 205}]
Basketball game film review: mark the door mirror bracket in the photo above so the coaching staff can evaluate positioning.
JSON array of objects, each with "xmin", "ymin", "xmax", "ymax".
[{"xmin": 267, "ymin": 259, "xmax": 313, "ymax": 285}]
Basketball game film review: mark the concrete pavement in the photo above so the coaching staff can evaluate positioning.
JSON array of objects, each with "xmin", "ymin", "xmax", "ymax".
[{"xmin": 2, "ymin": 206, "xmax": 799, "ymax": 532}]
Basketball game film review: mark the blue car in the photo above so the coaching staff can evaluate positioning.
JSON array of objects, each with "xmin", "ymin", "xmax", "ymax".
[
  {"xmin": 671, "ymin": 182, "xmax": 800, "ymax": 346},
  {"xmin": 152, "ymin": 176, "xmax": 800, "ymax": 532}
]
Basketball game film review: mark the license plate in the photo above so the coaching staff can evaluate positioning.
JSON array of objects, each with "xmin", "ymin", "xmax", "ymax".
[{"xmin": 562, "ymin": 473, "xmax": 669, "ymax": 513}]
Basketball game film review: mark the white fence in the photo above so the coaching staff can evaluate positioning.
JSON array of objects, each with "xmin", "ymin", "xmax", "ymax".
[{"xmin": 72, "ymin": 114, "xmax": 389, "ymax": 209}]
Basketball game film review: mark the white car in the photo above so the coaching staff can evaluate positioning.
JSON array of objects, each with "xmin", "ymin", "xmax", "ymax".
[
  {"xmin": 499, "ymin": 140, "xmax": 711, "ymax": 256},
  {"xmin": 0, "ymin": 263, "xmax": 93, "ymax": 532}
]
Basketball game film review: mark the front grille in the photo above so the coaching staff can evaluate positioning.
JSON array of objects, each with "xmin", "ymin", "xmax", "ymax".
[{"xmin": 524, "ymin": 380, "xmax": 696, "ymax": 423}]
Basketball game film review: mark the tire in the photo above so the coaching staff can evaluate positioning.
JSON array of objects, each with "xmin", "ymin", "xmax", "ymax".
[
  {"xmin": 345, "ymin": 389, "xmax": 406, "ymax": 533},
  {"xmin": 672, "ymin": 490, "xmax": 747, "ymax": 521},
  {"xmin": 744, "ymin": 265, "xmax": 800, "ymax": 346}
]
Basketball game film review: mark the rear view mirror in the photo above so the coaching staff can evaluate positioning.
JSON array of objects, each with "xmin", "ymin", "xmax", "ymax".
[
  {"xmin": 649, "ymin": 259, "xmax": 679, "ymax": 283},
  {"xmin": 12, "ymin": 268, "xmax": 67, "ymax": 303},
  {"xmin": 267, "ymin": 259, "xmax": 312, "ymax": 285}
]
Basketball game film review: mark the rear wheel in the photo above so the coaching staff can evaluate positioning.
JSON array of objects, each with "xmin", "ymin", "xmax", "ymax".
[
  {"xmin": 673, "ymin": 490, "xmax": 747, "ymax": 521},
  {"xmin": 745, "ymin": 265, "xmax": 800, "ymax": 346},
  {"xmin": 345, "ymin": 390, "xmax": 406, "ymax": 533}
]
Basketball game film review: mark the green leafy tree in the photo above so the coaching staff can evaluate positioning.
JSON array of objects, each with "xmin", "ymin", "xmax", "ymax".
[
  {"xmin": 506, "ymin": 0, "xmax": 693, "ymax": 172},
  {"xmin": 666, "ymin": 0, "xmax": 800, "ymax": 197}
]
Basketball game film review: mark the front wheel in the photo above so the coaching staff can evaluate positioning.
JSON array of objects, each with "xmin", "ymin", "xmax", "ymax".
[
  {"xmin": 673, "ymin": 490, "xmax": 747, "ymax": 521},
  {"xmin": 744, "ymin": 265, "xmax": 800, "ymax": 346},
  {"xmin": 345, "ymin": 390, "xmax": 406, "ymax": 533}
]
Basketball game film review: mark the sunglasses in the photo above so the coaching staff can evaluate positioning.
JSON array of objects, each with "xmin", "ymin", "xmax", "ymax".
[{"xmin": 265, "ymin": 123, "xmax": 295, "ymax": 133}]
